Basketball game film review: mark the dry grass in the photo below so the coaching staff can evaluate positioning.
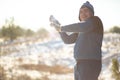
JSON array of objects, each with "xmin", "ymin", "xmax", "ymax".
[
  {"xmin": 12, "ymin": 74, "xmax": 31, "ymax": 80},
  {"xmin": 19, "ymin": 64, "xmax": 73, "ymax": 74}
]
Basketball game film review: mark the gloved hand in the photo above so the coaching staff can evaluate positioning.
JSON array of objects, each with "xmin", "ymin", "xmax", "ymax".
[
  {"xmin": 49, "ymin": 15, "xmax": 61, "ymax": 32},
  {"xmin": 50, "ymin": 22, "xmax": 61, "ymax": 32}
]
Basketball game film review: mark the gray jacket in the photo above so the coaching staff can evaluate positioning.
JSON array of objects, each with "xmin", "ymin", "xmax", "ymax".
[{"xmin": 59, "ymin": 16, "xmax": 103, "ymax": 60}]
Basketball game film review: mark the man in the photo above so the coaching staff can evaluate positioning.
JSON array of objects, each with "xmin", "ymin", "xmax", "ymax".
[{"xmin": 50, "ymin": 1, "xmax": 103, "ymax": 80}]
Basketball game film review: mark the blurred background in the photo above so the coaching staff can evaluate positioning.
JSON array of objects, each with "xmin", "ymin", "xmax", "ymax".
[{"xmin": 0, "ymin": 0, "xmax": 120, "ymax": 80}]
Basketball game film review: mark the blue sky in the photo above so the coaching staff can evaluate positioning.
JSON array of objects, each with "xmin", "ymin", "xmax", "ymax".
[{"xmin": 0, "ymin": 0, "xmax": 120, "ymax": 31}]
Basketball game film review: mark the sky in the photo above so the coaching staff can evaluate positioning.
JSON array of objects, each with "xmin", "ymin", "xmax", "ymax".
[{"xmin": 0, "ymin": 0, "xmax": 120, "ymax": 31}]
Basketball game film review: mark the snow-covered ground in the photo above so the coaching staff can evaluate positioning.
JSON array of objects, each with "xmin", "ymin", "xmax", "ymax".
[{"xmin": 0, "ymin": 33, "xmax": 120, "ymax": 80}]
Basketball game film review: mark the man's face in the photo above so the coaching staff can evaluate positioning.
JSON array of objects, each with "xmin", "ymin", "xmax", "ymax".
[{"xmin": 79, "ymin": 7, "xmax": 93, "ymax": 21}]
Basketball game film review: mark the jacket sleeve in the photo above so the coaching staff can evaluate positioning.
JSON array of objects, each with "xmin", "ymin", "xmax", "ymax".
[
  {"xmin": 59, "ymin": 32, "xmax": 78, "ymax": 44},
  {"xmin": 61, "ymin": 18, "xmax": 94, "ymax": 32}
]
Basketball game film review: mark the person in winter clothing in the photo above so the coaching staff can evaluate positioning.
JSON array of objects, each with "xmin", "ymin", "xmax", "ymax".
[{"xmin": 50, "ymin": 1, "xmax": 104, "ymax": 80}]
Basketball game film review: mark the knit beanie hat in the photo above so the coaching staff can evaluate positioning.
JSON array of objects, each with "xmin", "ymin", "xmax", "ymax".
[{"xmin": 81, "ymin": 1, "xmax": 94, "ymax": 15}]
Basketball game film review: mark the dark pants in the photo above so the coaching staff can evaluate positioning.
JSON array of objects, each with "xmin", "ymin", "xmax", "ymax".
[{"xmin": 74, "ymin": 60, "xmax": 102, "ymax": 80}]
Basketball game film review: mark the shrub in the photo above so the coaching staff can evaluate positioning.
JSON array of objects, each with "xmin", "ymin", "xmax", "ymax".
[
  {"xmin": 109, "ymin": 26, "xmax": 120, "ymax": 33},
  {"xmin": 111, "ymin": 58, "xmax": 120, "ymax": 80}
]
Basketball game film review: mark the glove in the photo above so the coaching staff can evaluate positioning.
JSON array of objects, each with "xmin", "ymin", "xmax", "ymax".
[
  {"xmin": 50, "ymin": 22, "xmax": 61, "ymax": 32},
  {"xmin": 49, "ymin": 15, "xmax": 61, "ymax": 32}
]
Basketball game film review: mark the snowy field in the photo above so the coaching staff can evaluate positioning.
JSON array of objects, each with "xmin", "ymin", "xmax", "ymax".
[{"xmin": 0, "ymin": 33, "xmax": 120, "ymax": 80}]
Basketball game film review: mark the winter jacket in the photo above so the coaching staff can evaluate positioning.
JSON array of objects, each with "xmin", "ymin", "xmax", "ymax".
[{"xmin": 59, "ymin": 16, "xmax": 103, "ymax": 60}]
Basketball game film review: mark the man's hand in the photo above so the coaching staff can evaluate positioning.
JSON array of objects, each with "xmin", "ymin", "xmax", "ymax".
[
  {"xmin": 49, "ymin": 15, "xmax": 61, "ymax": 32},
  {"xmin": 50, "ymin": 22, "xmax": 61, "ymax": 32}
]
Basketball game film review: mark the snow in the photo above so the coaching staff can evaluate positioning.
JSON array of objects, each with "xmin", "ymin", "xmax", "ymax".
[{"xmin": 0, "ymin": 33, "xmax": 120, "ymax": 80}]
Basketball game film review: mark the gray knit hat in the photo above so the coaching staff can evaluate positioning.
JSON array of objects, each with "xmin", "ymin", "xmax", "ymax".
[{"xmin": 81, "ymin": 1, "xmax": 94, "ymax": 15}]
